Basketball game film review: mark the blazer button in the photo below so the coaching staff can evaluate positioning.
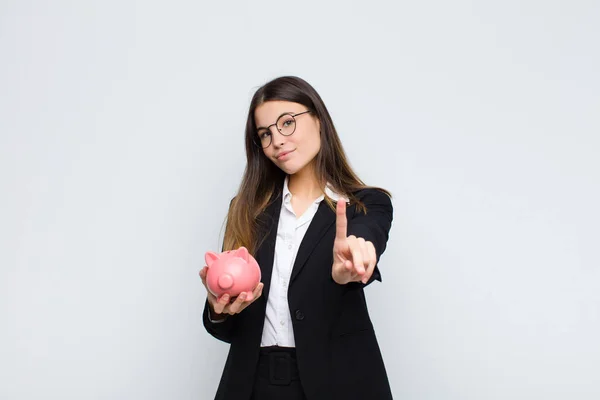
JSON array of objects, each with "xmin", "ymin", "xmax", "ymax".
[{"xmin": 295, "ymin": 310, "xmax": 305, "ymax": 321}]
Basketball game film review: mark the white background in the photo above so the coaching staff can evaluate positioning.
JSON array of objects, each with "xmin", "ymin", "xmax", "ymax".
[{"xmin": 1, "ymin": 1, "xmax": 599, "ymax": 399}]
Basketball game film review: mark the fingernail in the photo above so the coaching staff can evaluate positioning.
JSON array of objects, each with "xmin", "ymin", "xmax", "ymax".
[{"xmin": 239, "ymin": 293, "xmax": 247, "ymax": 300}]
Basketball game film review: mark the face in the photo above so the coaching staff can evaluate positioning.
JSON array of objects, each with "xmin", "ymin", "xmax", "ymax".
[{"xmin": 254, "ymin": 101, "xmax": 321, "ymax": 176}]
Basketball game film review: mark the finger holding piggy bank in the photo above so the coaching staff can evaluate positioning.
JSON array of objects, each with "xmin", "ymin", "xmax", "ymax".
[{"xmin": 199, "ymin": 246, "xmax": 263, "ymax": 317}]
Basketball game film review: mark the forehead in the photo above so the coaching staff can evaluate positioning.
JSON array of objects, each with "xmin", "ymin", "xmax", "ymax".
[{"xmin": 254, "ymin": 101, "xmax": 306, "ymax": 128}]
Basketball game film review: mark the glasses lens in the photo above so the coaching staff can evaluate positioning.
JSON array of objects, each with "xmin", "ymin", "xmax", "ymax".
[
  {"xmin": 277, "ymin": 114, "xmax": 296, "ymax": 136},
  {"xmin": 257, "ymin": 130, "xmax": 271, "ymax": 148}
]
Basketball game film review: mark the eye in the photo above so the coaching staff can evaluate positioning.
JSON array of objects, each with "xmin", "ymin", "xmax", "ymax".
[{"xmin": 258, "ymin": 131, "xmax": 271, "ymax": 139}]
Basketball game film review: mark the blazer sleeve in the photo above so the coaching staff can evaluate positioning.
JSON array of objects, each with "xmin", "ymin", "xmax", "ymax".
[
  {"xmin": 202, "ymin": 299, "xmax": 236, "ymax": 343},
  {"xmin": 346, "ymin": 189, "xmax": 394, "ymax": 289}
]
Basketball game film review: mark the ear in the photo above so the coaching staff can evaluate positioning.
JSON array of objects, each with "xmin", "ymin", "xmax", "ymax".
[
  {"xmin": 236, "ymin": 246, "xmax": 250, "ymax": 262},
  {"xmin": 205, "ymin": 251, "xmax": 219, "ymax": 267}
]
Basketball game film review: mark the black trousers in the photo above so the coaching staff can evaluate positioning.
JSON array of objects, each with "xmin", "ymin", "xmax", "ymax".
[{"xmin": 250, "ymin": 346, "xmax": 307, "ymax": 400}]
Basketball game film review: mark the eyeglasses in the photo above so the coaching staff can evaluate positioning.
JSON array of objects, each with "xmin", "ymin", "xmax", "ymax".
[{"xmin": 255, "ymin": 110, "xmax": 312, "ymax": 149}]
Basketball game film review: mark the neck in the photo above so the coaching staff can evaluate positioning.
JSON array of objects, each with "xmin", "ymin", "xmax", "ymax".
[{"xmin": 288, "ymin": 164, "xmax": 323, "ymax": 201}]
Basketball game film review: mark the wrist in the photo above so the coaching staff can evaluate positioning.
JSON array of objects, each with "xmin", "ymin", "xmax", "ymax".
[{"xmin": 207, "ymin": 300, "xmax": 228, "ymax": 322}]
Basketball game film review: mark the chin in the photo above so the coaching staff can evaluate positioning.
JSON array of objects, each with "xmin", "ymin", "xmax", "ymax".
[
  {"xmin": 280, "ymin": 166, "xmax": 298, "ymax": 175},
  {"xmin": 284, "ymin": 164, "xmax": 311, "ymax": 176},
  {"xmin": 272, "ymin": 156, "xmax": 312, "ymax": 176},
  {"xmin": 274, "ymin": 162, "xmax": 298, "ymax": 175}
]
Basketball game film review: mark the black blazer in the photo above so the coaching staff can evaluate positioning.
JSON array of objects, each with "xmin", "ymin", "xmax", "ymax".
[{"xmin": 203, "ymin": 187, "xmax": 394, "ymax": 400}]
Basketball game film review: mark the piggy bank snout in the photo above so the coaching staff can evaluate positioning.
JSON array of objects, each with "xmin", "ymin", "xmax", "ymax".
[
  {"xmin": 218, "ymin": 274, "xmax": 234, "ymax": 290},
  {"xmin": 204, "ymin": 247, "xmax": 261, "ymax": 298}
]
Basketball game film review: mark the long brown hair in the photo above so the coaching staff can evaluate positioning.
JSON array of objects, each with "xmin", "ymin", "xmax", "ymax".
[{"xmin": 223, "ymin": 76, "xmax": 391, "ymax": 255}]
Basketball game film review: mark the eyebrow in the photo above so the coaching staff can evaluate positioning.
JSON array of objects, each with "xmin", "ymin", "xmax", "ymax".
[{"xmin": 256, "ymin": 111, "xmax": 296, "ymax": 130}]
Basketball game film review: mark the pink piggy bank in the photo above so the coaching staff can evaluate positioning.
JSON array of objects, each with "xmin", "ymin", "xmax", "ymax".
[{"xmin": 204, "ymin": 246, "xmax": 261, "ymax": 301}]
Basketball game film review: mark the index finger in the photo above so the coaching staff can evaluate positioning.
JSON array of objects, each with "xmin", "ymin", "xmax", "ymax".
[
  {"xmin": 227, "ymin": 292, "xmax": 249, "ymax": 314},
  {"xmin": 335, "ymin": 199, "xmax": 347, "ymax": 240}
]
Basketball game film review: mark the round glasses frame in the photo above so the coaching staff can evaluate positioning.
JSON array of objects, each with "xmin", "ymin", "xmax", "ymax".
[{"xmin": 254, "ymin": 110, "xmax": 312, "ymax": 149}]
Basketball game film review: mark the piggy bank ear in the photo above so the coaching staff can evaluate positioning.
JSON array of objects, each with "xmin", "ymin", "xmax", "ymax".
[
  {"xmin": 236, "ymin": 246, "xmax": 250, "ymax": 262},
  {"xmin": 205, "ymin": 251, "xmax": 219, "ymax": 267}
]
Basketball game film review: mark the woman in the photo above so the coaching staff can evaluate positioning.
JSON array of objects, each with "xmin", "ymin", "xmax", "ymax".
[{"xmin": 200, "ymin": 76, "xmax": 394, "ymax": 400}]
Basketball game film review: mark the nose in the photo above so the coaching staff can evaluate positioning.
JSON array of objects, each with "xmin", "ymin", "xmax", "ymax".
[{"xmin": 269, "ymin": 126, "xmax": 286, "ymax": 148}]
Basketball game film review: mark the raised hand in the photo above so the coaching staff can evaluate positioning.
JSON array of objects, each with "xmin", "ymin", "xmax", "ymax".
[
  {"xmin": 332, "ymin": 199, "xmax": 377, "ymax": 285},
  {"xmin": 199, "ymin": 266, "xmax": 264, "ymax": 317}
]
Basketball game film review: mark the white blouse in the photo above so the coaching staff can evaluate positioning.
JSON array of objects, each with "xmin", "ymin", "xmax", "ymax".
[{"xmin": 260, "ymin": 176, "xmax": 344, "ymax": 347}]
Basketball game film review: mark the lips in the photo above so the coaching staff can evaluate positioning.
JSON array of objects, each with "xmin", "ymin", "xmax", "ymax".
[{"xmin": 276, "ymin": 150, "xmax": 294, "ymax": 159}]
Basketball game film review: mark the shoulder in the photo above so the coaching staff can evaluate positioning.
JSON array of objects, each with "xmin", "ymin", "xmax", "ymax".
[{"xmin": 351, "ymin": 188, "xmax": 392, "ymax": 207}]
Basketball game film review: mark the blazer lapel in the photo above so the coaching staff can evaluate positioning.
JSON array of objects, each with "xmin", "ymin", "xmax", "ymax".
[
  {"xmin": 289, "ymin": 201, "xmax": 337, "ymax": 284},
  {"xmin": 255, "ymin": 193, "xmax": 282, "ymax": 301}
]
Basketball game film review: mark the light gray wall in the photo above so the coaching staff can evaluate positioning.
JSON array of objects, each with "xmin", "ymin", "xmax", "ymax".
[{"xmin": 1, "ymin": 1, "xmax": 598, "ymax": 399}]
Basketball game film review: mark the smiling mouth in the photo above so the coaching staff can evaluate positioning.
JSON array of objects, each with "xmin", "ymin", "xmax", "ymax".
[{"xmin": 277, "ymin": 150, "xmax": 294, "ymax": 159}]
